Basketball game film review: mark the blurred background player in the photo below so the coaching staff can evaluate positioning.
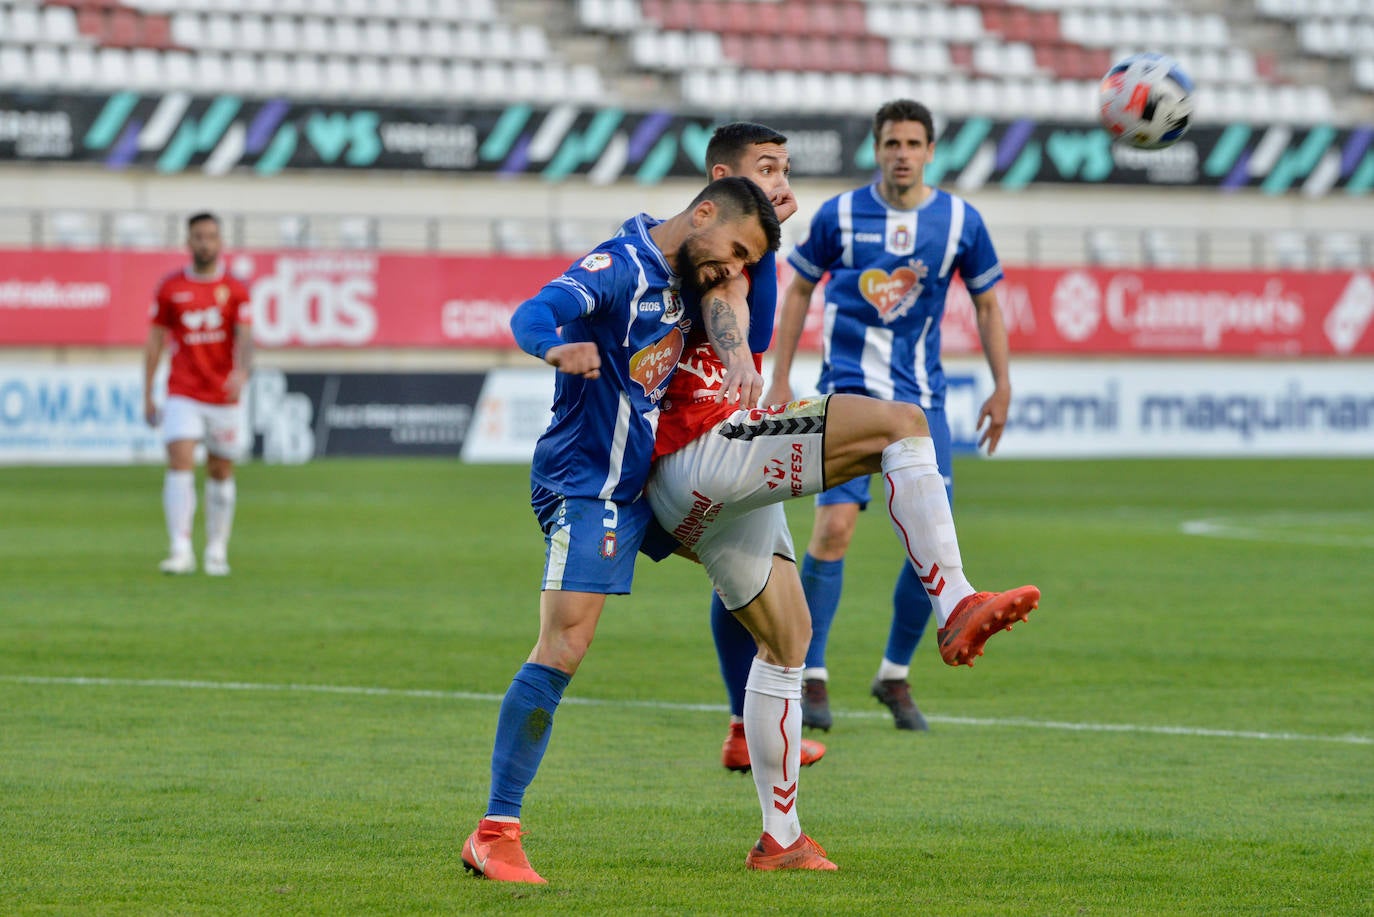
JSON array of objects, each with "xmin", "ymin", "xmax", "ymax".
[
  {"xmin": 762, "ymin": 99, "xmax": 1015, "ymax": 731},
  {"xmin": 462, "ymin": 177, "xmax": 780, "ymax": 884},
  {"xmin": 142, "ymin": 212, "xmax": 253, "ymax": 577}
]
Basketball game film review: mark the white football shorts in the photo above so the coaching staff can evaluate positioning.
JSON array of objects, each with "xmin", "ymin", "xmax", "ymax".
[
  {"xmin": 646, "ymin": 396, "xmax": 830, "ymax": 609},
  {"xmin": 161, "ymin": 394, "xmax": 245, "ymax": 459}
]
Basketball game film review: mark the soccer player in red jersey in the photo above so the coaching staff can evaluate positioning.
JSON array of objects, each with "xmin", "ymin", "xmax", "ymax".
[
  {"xmin": 645, "ymin": 125, "xmax": 1038, "ymax": 871},
  {"xmin": 142, "ymin": 212, "xmax": 253, "ymax": 576}
]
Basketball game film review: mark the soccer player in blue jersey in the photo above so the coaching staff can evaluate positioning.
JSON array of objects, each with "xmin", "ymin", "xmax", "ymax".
[
  {"xmin": 460, "ymin": 176, "xmax": 781, "ymax": 885},
  {"xmin": 761, "ymin": 99, "xmax": 1016, "ymax": 731}
]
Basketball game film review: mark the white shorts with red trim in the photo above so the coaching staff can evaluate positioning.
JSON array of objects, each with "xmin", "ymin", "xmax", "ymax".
[
  {"xmin": 160, "ymin": 394, "xmax": 245, "ymax": 459},
  {"xmin": 647, "ymin": 396, "xmax": 830, "ymax": 608}
]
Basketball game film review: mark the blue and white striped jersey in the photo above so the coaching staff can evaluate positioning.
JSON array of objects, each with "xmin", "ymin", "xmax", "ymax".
[
  {"xmin": 788, "ymin": 185, "xmax": 1002, "ymax": 408},
  {"xmin": 511, "ymin": 214, "xmax": 691, "ymax": 502}
]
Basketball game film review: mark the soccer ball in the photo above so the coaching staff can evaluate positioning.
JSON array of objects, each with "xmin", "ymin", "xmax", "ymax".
[{"xmin": 1097, "ymin": 53, "xmax": 1194, "ymax": 150}]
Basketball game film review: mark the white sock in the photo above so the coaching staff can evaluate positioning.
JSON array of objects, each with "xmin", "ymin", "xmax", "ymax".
[
  {"xmin": 744, "ymin": 658, "xmax": 803, "ymax": 848},
  {"xmin": 877, "ymin": 659, "xmax": 909, "ymax": 682},
  {"xmin": 163, "ymin": 470, "xmax": 195, "ymax": 556},
  {"xmin": 881, "ymin": 436, "xmax": 975, "ymax": 626},
  {"xmin": 801, "ymin": 667, "xmax": 828, "ymax": 682},
  {"xmin": 204, "ymin": 477, "xmax": 236, "ymax": 558}
]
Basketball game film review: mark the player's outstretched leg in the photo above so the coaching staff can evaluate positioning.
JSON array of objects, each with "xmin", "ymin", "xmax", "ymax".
[
  {"xmin": 937, "ymin": 586, "xmax": 1040, "ymax": 667},
  {"xmin": 879, "ymin": 435, "xmax": 1040, "ymax": 666}
]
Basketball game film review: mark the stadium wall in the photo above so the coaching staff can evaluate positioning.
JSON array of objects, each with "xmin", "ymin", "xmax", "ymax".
[
  {"xmin": 2, "ymin": 164, "xmax": 1371, "ymax": 464},
  {"xmin": 6, "ymin": 165, "xmax": 1374, "ymax": 253}
]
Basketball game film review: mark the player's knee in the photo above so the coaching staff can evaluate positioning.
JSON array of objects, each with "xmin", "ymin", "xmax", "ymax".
[
  {"xmin": 887, "ymin": 401, "xmax": 929, "ymax": 440},
  {"xmin": 808, "ymin": 526, "xmax": 852, "ymax": 559},
  {"xmin": 757, "ymin": 629, "xmax": 810, "ymax": 668},
  {"xmin": 533, "ymin": 624, "xmax": 596, "ymax": 673}
]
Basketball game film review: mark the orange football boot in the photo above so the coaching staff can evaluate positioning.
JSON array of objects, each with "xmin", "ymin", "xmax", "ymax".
[
  {"xmin": 937, "ymin": 585, "xmax": 1041, "ymax": 667},
  {"xmin": 745, "ymin": 832, "xmax": 838, "ymax": 871},
  {"xmin": 721, "ymin": 722, "xmax": 827, "ymax": 773},
  {"xmin": 462, "ymin": 818, "xmax": 547, "ymax": 884}
]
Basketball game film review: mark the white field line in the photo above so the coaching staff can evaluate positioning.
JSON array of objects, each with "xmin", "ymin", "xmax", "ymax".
[
  {"xmin": 1181, "ymin": 513, "xmax": 1374, "ymax": 548},
  {"xmin": 4, "ymin": 674, "xmax": 1371, "ymax": 747}
]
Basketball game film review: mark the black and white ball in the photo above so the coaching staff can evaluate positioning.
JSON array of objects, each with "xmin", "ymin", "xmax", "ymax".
[{"xmin": 1098, "ymin": 53, "xmax": 1195, "ymax": 150}]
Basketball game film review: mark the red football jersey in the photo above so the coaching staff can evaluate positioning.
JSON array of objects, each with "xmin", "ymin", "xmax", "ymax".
[
  {"xmin": 653, "ymin": 323, "xmax": 764, "ymax": 460},
  {"xmin": 150, "ymin": 266, "xmax": 252, "ymax": 405}
]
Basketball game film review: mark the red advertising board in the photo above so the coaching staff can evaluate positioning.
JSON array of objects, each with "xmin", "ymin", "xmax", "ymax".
[{"xmin": 2, "ymin": 248, "xmax": 1372, "ymax": 356}]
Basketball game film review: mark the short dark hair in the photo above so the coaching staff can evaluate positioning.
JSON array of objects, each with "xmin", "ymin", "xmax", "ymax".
[
  {"xmin": 690, "ymin": 176, "xmax": 781, "ymax": 253},
  {"xmin": 706, "ymin": 121, "xmax": 788, "ymax": 171},
  {"xmin": 187, "ymin": 211, "xmax": 220, "ymax": 231},
  {"xmin": 873, "ymin": 99, "xmax": 936, "ymax": 145}
]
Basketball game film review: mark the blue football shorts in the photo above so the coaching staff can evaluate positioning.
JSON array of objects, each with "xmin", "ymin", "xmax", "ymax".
[{"xmin": 531, "ymin": 485, "xmax": 652, "ymax": 595}]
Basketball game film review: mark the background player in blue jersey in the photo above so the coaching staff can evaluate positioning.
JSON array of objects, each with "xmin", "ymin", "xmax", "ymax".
[
  {"xmin": 462, "ymin": 176, "xmax": 780, "ymax": 885},
  {"xmin": 762, "ymin": 99, "xmax": 1015, "ymax": 732}
]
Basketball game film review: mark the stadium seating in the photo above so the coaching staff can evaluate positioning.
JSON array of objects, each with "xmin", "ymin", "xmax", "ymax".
[
  {"xmin": 0, "ymin": 0, "xmax": 600, "ymax": 102},
  {"xmin": 0, "ymin": 0, "xmax": 1366, "ymax": 122},
  {"xmin": 618, "ymin": 0, "xmax": 1352, "ymax": 123}
]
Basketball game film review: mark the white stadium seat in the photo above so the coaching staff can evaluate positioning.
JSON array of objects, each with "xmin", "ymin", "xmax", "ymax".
[
  {"xmin": 129, "ymin": 49, "xmax": 166, "ymax": 91},
  {"xmin": 93, "ymin": 49, "xmax": 131, "ymax": 91},
  {"xmin": 29, "ymin": 47, "xmax": 62, "ymax": 89},
  {"xmin": 41, "ymin": 6, "xmax": 80, "ymax": 45},
  {"xmin": 64, "ymin": 46, "xmax": 97, "ymax": 90}
]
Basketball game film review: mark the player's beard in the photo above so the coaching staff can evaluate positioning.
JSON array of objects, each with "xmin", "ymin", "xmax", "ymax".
[
  {"xmin": 881, "ymin": 164, "xmax": 924, "ymax": 201},
  {"xmin": 191, "ymin": 248, "xmax": 220, "ymax": 274},
  {"xmin": 675, "ymin": 235, "xmax": 725, "ymax": 297}
]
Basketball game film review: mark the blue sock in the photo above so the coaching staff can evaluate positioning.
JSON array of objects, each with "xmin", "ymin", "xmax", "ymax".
[
  {"xmin": 802, "ymin": 554, "xmax": 845, "ymax": 671},
  {"xmin": 711, "ymin": 592, "xmax": 754, "ymax": 719},
  {"xmin": 886, "ymin": 561, "xmax": 935, "ymax": 666},
  {"xmin": 486, "ymin": 662, "xmax": 571, "ymax": 818}
]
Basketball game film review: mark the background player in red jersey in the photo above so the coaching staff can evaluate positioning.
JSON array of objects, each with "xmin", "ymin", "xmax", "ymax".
[{"xmin": 142, "ymin": 212, "xmax": 253, "ymax": 576}]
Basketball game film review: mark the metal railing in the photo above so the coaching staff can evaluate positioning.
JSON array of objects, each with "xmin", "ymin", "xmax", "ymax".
[{"xmin": 1, "ymin": 207, "xmax": 1370, "ymax": 271}]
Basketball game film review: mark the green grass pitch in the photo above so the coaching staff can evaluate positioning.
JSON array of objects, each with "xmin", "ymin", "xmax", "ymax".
[{"xmin": 2, "ymin": 458, "xmax": 1371, "ymax": 915}]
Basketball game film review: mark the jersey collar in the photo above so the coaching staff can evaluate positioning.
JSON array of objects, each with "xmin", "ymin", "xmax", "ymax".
[
  {"xmin": 624, "ymin": 213, "xmax": 675, "ymax": 279},
  {"xmin": 867, "ymin": 183, "xmax": 941, "ymax": 214},
  {"xmin": 183, "ymin": 263, "xmax": 227, "ymax": 282}
]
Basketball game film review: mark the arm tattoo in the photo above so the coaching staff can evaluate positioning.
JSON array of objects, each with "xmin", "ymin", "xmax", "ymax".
[{"xmin": 708, "ymin": 297, "xmax": 744, "ymax": 355}]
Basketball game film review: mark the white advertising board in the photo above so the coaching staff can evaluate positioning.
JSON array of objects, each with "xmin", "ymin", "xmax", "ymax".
[
  {"xmin": 461, "ymin": 358, "xmax": 1374, "ymax": 462},
  {"xmin": 0, "ymin": 364, "xmax": 165, "ymax": 464},
  {"xmin": 460, "ymin": 367, "xmax": 556, "ymax": 463},
  {"xmin": 988, "ymin": 359, "xmax": 1374, "ymax": 458}
]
